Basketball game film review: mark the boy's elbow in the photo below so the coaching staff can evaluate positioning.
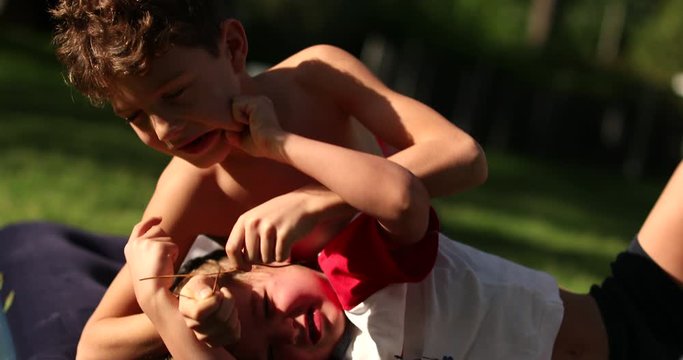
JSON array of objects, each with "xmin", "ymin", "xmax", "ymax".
[
  {"xmin": 76, "ymin": 321, "xmax": 105, "ymax": 360},
  {"xmin": 76, "ymin": 321, "xmax": 112, "ymax": 360},
  {"xmin": 76, "ymin": 337, "xmax": 97, "ymax": 360},
  {"xmin": 455, "ymin": 137, "xmax": 487, "ymax": 188},
  {"xmin": 469, "ymin": 142, "xmax": 488, "ymax": 186},
  {"xmin": 387, "ymin": 172, "xmax": 430, "ymax": 244}
]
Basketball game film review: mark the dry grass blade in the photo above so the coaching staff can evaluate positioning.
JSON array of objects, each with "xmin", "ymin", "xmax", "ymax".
[
  {"xmin": 3, "ymin": 290, "xmax": 14, "ymax": 313},
  {"xmin": 137, "ymin": 261, "xmax": 302, "ymax": 300}
]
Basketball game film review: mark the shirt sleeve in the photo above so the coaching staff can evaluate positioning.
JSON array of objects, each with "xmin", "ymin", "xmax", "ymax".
[{"xmin": 317, "ymin": 208, "xmax": 440, "ymax": 310}]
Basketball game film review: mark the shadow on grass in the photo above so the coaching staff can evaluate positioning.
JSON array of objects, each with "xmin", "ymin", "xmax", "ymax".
[
  {"xmin": 433, "ymin": 153, "xmax": 668, "ymax": 289},
  {"xmin": 460, "ymin": 154, "xmax": 663, "ymax": 240},
  {"xmin": 440, "ymin": 221, "xmax": 614, "ymax": 282}
]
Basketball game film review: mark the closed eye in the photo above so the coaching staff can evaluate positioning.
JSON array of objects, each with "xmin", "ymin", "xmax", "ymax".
[{"xmin": 162, "ymin": 86, "xmax": 186, "ymax": 100}]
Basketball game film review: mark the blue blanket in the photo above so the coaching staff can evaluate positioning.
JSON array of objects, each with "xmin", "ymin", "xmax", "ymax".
[{"xmin": 0, "ymin": 222, "xmax": 125, "ymax": 359}]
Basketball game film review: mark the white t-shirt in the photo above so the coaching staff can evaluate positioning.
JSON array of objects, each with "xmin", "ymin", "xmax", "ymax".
[{"xmin": 318, "ymin": 212, "xmax": 564, "ymax": 360}]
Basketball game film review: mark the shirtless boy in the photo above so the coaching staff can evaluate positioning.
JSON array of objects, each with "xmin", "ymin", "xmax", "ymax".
[{"xmin": 50, "ymin": 0, "xmax": 487, "ymax": 357}]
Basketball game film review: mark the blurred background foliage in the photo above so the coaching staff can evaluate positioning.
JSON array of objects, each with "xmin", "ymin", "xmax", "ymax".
[
  {"xmin": 231, "ymin": 0, "xmax": 683, "ymax": 178},
  {"xmin": 2, "ymin": 0, "xmax": 682, "ymax": 176},
  {"xmin": 0, "ymin": 0, "xmax": 682, "ymax": 291}
]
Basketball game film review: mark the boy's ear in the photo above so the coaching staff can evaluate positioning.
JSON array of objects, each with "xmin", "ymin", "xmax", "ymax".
[{"xmin": 219, "ymin": 19, "xmax": 248, "ymax": 73}]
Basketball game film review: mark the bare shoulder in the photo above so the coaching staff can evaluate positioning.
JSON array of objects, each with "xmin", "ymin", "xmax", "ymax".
[
  {"xmin": 268, "ymin": 45, "xmax": 390, "ymax": 111},
  {"xmin": 274, "ymin": 45, "xmax": 384, "ymax": 89},
  {"xmin": 274, "ymin": 44, "xmax": 358, "ymax": 71}
]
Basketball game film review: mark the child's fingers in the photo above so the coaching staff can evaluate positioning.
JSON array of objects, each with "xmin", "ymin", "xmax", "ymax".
[
  {"xmin": 179, "ymin": 274, "xmax": 214, "ymax": 299},
  {"xmin": 178, "ymin": 276, "xmax": 220, "ymax": 320},
  {"xmin": 261, "ymin": 227, "xmax": 277, "ymax": 263},
  {"xmin": 180, "ymin": 294, "xmax": 221, "ymax": 323},
  {"xmin": 143, "ymin": 224, "xmax": 169, "ymax": 239},
  {"xmin": 226, "ymin": 220, "xmax": 250, "ymax": 271},
  {"xmin": 160, "ymin": 241, "xmax": 179, "ymax": 264},
  {"xmin": 244, "ymin": 225, "xmax": 262, "ymax": 264},
  {"xmin": 275, "ymin": 232, "xmax": 294, "ymax": 263},
  {"xmin": 132, "ymin": 217, "xmax": 162, "ymax": 238},
  {"xmin": 185, "ymin": 288, "xmax": 241, "ymax": 348},
  {"xmin": 220, "ymin": 286, "xmax": 241, "ymax": 343},
  {"xmin": 230, "ymin": 96, "xmax": 252, "ymax": 125},
  {"xmin": 215, "ymin": 287, "xmax": 237, "ymax": 322}
]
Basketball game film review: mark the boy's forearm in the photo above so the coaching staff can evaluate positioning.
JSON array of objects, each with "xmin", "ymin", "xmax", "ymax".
[
  {"xmin": 273, "ymin": 133, "xmax": 423, "ymax": 217},
  {"xmin": 387, "ymin": 136, "xmax": 488, "ymax": 197},
  {"xmin": 288, "ymin": 184, "xmax": 359, "ymax": 258},
  {"xmin": 77, "ymin": 313, "xmax": 167, "ymax": 359},
  {"xmin": 271, "ymin": 132, "xmax": 429, "ymax": 242},
  {"xmin": 77, "ymin": 264, "xmax": 168, "ymax": 359}
]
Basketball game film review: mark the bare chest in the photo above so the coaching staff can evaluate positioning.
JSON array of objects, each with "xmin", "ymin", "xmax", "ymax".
[{"xmin": 189, "ymin": 86, "xmax": 381, "ymax": 237}]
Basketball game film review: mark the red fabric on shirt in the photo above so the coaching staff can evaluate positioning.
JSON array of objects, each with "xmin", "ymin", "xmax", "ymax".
[{"xmin": 317, "ymin": 209, "xmax": 440, "ymax": 310}]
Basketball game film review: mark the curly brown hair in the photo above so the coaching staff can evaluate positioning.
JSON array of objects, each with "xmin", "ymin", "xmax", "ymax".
[{"xmin": 51, "ymin": 0, "xmax": 234, "ymax": 106}]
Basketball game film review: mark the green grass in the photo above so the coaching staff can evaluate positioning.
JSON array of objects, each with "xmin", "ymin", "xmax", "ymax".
[
  {"xmin": 0, "ymin": 27, "xmax": 669, "ymax": 293},
  {"xmin": 0, "ymin": 26, "xmax": 169, "ymax": 234},
  {"xmin": 434, "ymin": 155, "xmax": 665, "ymax": 291}
]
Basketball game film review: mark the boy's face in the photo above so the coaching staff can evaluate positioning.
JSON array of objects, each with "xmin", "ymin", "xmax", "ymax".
[
  {"xmin": 219, "ymin": 264, "xmax": 346, "ymax": 360},
  {"xmin": 110, "ymin": 41, "xmax": 246, "ymax": 168}
]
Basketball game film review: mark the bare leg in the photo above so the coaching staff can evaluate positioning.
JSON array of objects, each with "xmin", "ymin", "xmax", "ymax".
[{"xmin": 638, "ymin": 161, "xmax": 683, "ymax": 285}]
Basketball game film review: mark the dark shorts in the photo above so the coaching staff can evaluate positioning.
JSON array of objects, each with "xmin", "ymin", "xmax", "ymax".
[
  {"xmin": 0, "ymin": 222, "xmax": 126, "ymax": 360},
  {"xmin": 589, "ymin": 237, "xmax": 683, "ymax": 360}
]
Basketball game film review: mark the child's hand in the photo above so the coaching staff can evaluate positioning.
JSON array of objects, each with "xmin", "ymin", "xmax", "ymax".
[
  {"xmin": 225, "ymin": 189, "xmax": 321, "ymax": 270},
  {"xmin": 124, "ymin": 217, "xmax": 178, "ymax": 311},
  {"xmin": 227, "ymin": 95, "xmax": 286, "ymax": 159},
  {"xmin": 177, "ymin": 275, "xmax": 241, "ymax": 347}
]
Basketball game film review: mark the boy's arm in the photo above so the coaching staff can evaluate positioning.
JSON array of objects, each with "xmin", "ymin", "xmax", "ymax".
[
  {"xmin": 78, "ymin": 163, "xmax": 233, "ymax": 358},
  {"xmin": 293, "ymin": 45, "xmax": 488, "ymax": 197},
  {"xmin": 270, "ymin": 132, "xmax": 431, "ymax": 243},
  {"xmin": 77, "ymin": 266, "xmax": 167, "ymax": 359},
  {"xmin": 225, "ymin": 96, "xmax": 430, "ymax": 267},
  {"xmin": 123, "ymin": 218, "xmax": 237, "ymax": 360},
  {"xmin": 261, "ymin": 44, "xmax": 487, "ymax": 258}
]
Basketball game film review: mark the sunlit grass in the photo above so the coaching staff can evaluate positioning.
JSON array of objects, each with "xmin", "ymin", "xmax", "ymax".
[
  {"xmin": 0, "ymin": 147, "xmax": 159, "ymax": 233},
  {"xmin": 434, "ymin": 154, "xmax": 665, "ymax": 292}
]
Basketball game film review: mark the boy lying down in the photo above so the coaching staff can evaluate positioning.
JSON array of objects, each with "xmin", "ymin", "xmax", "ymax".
[{"xmin": 125, "ymin": 96, "xmax": 683, "ymax": 359}]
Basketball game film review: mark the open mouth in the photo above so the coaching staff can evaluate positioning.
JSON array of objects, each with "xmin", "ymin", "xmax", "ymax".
[
  {"xmin": 178, "ymin": 130, "xmax": 220, "ymax": 154},
  {"xmin": 306, "ymin": 308, "xmax": 321, "ymax": 345}
]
